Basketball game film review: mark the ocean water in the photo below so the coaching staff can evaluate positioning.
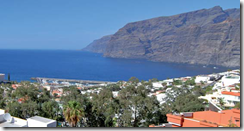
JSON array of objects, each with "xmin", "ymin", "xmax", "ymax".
[{"xmin": 0, "ymin": 49, "xmax": 234, "ymax": 82}]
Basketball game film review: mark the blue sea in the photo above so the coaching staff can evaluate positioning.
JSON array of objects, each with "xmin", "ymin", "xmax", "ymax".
[{"xmin": 0, "ymin": 49, "xmax": 234, "ymax": 82}]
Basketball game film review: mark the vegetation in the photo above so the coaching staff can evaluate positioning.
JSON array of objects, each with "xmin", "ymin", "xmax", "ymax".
[
  {"xmin": 128, "ymin": 77, "xmax": 139, "ymax": 84},
  {"xmin": 162, "ymin": 86, "xmax": 205, "ymax": 115},
  {"xmin": 172, "ymin": 80, "xmax": 182, "ymax": 85},
  {"xmin": 185, "ymin": 79, "xmax": 196, "ymax": 86},
  {"xmin": 91, "ymin": 88, "xmax": 117, "ymax": 127},
  {"xmin": 227, "ymin": 69, "xmax": 232, "ymax": 72},
  {"xmin": 117, "ymin": 84, "xmax": 162, "ymax": 127},
  {"xmin": 106, "ymin": 84, "xmax": 120, "ymax": 91},
  {"xmin": 41, "ymin": 100, "xmax": 60, "ymax": 120},
  {"xmin": 0, "ymin": 75, "xmax": 238, "ymax": 127},
  {"xmin": 8, "ymin": 73, "xmax": 10, "ymax": 81},
  {"xmin": 63, "ymin": 101, "xmax": 84, "ymax": 127},
  {"xmin": 204, "ymin": 86, "xmax": 214, "ymax": 95},
  {"xmin": 227, "ymin": 119, "xmax": 238, "ymax": 127},
  {"xmin": 234, "ymin": 102, "xmax": 240, "ymax": 109},
  {"xmin": 0, "ymin": 88, "xmax": 6, "ymax": 108},
  {"xmin": 218, "ymin": 98, "xmax": 225, "ymax": 107}
]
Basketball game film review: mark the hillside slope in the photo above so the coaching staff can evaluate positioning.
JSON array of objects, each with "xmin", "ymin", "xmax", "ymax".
[{"xmin": 83, "ymin": 6, "xmax": 240, "ymax": 67}]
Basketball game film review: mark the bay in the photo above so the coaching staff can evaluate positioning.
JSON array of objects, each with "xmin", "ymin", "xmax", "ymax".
[{"xmin": 0, "ymin": 49, "xmax": 233, "ymax": 82}]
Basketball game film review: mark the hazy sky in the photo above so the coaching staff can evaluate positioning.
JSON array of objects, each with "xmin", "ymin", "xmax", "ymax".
[{"xmin": 0, "ymin": 0, "xmax": 240, "ymax": 50}]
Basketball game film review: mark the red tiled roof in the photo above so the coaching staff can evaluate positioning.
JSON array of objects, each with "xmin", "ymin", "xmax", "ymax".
[
  {"xmin": 221, "ymin": 91, "xmax": 240, "ymax": 96},
  {"xmin": 165, "ymin": 109, "xmax": 240, "ymax": 127},
  {"xmin": 181, "ymin": 78, "xmax": 189, "ymax": 82},
  {"xmin": 12, "ymin": 84, "xmax": 20, "ymax": 90},
  {"xmin": 228, "ymin": 85, "xmax": 235, "ymax": 87},
  {"xmin": 18, "ymin": 98, "xmax": 25, "ymax": 103},
  {"xmin": 52, "ymin": 90, "xmax": 61, "ymax": 94}
]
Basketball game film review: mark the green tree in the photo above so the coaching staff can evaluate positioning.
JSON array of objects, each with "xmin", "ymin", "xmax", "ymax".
[
  {"xmin": 41, "ymin": 100, "xmax": 60, "ymax": 120},
  {"xmin": 234, "ymin": 102, "xmax": 240, "ymax": 109},
  {"xmin": 12, "ymin": 81, "xmax": 39, "ymax": 102},
  {"xmin": 0, "ymin": 88, "xmax": 6, "ymax": 108},
  {"xmin": 205, "ymin": 86, "xmax": 213, "ymax": 94},
  {"xmin": 38, "ymin": 88, "xmax": 51, "ymax": 103},
  {"xmin": 128, "ymin": 77, "xmax": 139, "ymax": 84},
  {"xmin": 150, "ymin": 78, "xmax": 158, "ymax": 82},
  {"xmin": 63, "ymin": 101, "xmax": 84, "ymax": 127},
  {"xmin": 200, "ymin": 81, "xmax": 205, "ymax": 85},
  {"xmin": 141, "ymin": 81, "xmax": 153, "ymax": 90},
  {"xmin": 218, "ymin": 98, "xmax": 225, "ymax": 108},
  {"xmin": 20, "ymin": 100, "xmax": 38, "ymax": 119},
  {"xmin": 6, "ymin": 85, "xmax": 14, "ymax": 99},
  {"xmin": 79, "ymin": 97, "xmax": 97, "ymax": 127},
  {"xmin": 173, "ymin": 80, "xmax": 182, "ymax": 85},
  {"xmin": 8, "ymin": 73, "xmax": 10, "ymax": 81},
  {"xmin": 192, "ymin": 85, "xmax": 206, "ymax": 96},
  {"xmin": 118, "ymin": 85, "xmax": 161, "ymax": 127},
  {"xmin": 91, "ymin": 89, "xmax": 118, "ymax": 127},
  {"xmin": 61, "ymin": 86, "xmax": 81, "ymax": 105},
  {"xmin": 107, "ymin": 84, "xmax": 120, "ymax": 91},
  {"xmin": 185, "ymin": 79, "xmax": 196, "ymax": 86},
  {"xmin": 162, "ymin": 86, "xmax": 205, "ymax": 119},
  {"xmin": 0, "ymin": 98, "xmax": 6, "ymax": 109},
  {"xmin": 7, "ymin": 101, "xmax": 22, "ymax": 118},
  {"xmin": 171, "ymin": 94, "xmax": 205, "ymax": 112}
]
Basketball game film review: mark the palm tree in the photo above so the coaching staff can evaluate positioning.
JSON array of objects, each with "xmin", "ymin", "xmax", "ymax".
[{"xmin": 63, "ymin": 101, "xmax": 84, "ymax": 127}]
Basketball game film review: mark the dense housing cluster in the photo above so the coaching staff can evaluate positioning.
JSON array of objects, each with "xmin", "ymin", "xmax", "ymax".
[{"xmin": 0, "ymin": 69, "xmax": 240, "ymax": 127}]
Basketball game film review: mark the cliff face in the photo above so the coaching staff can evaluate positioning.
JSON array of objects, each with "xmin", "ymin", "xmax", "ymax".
[
  {"xmin": 82, "ymin": 35, "xmax": 112, "ymax": 53},
  {"xmin": 84, "ymin": 6, "xmax": 240, "ymax": 67}
]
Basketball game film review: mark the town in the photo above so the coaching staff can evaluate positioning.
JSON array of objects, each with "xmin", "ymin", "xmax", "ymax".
[{"xmin": 0, "ymin": 69, "xmax": 240, "ymax": 127}]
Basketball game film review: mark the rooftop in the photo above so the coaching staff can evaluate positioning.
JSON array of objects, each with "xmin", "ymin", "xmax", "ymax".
[
  {"xmin": 27, "ymin": 116, "xmax": 55, "ymax": 124},
  {"xmin": 0, "ymin": 121, "xmax": 26, "ymax": 127},
  {"xmin": 166, "ymin": 109, "xmax": 240, "ymax": 127},
  {"xmin": 0, "ymin": 116, "xmax": 28, "ymax": 127},
  {"xmin": 0, "ymin": 109, "xmax": 56, "ymax": 127},
  {"xmin": 221, "ymin": 91, "xmax": 240, "ymax": 96}
]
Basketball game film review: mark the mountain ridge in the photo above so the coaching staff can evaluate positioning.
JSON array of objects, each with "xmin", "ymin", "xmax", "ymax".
[{"xmin": 82, "ymin": 6, "xmax": 240, "ymax": 67}]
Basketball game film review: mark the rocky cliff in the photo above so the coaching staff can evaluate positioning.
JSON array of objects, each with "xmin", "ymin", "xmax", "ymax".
[
  {"xmin": 82, "ymin": 35, "xmax": 112, "ymax": 53},
  {"xmin": 83, "ymin": 6, "xmax": 240, "ymax": 67}
]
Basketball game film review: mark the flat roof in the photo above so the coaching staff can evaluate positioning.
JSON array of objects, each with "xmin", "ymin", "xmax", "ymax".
[
  {"xmin": 28, "ymin": 116, "xmax": 55, "ymax": 123},
  {"xmin": 0, "ymin": 121, "xmax": 26, "ymax": 127}
]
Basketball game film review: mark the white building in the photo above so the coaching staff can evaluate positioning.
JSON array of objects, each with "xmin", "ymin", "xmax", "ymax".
[
  {"xmin": 0, "ymin": 74, "xmax": 5, "ymax": 82},
  {"xmin": 42, "ymin": 85, "xmax": 51, "ymax": 91},
  {"xmin": 152, "ymin": 82, "xmax": 164, "ymax": 88},
  {"xmin": 162, "ymin": 79, "xmax": 173, "ymax": 86},
  {"xmin": 112, "ymin": 91, "xmax": 119, "ymax": 97},
  {"xmin": 156, "ymin": 93, "xmax": 167, "ymax": 105},
  {"xmin": 199, "ymin": 90, "xmax": 240, "ymax": 108},
  {"xmin": 221, "ymin": 75, "xmax": 240, "ymax": 87},
  {"xmin": 27, "ymin": 116, "xmax": 57, "ymax": 127},
  {"xmin": 220, "ymin": 91, "xmax": 240, "ymax": 107},
  {"xmin": 0, "ymin": 109, "xmax": 56, "ymax": 127},
  {"xmin": 195, "ymin": 75, "xmax": 209, "ymax": 83}
]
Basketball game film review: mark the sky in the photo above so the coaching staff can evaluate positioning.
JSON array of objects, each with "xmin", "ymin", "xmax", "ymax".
[{"xmin": 0, "ymin": 0, "xmax": 240, "ymax": 50}]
